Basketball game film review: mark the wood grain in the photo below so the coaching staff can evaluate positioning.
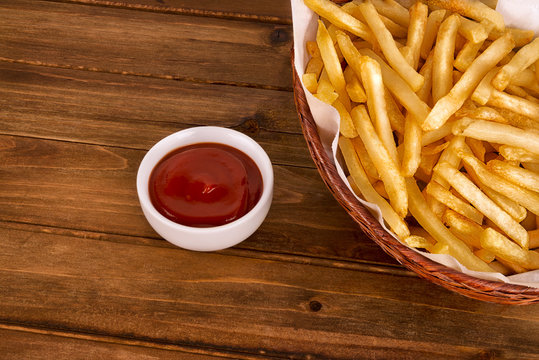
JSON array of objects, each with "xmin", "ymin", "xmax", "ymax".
[
  {"xmin": 48, "ymin": 0, "xmax": 293, "ymax": 23},
  {"xmin": 0, "ymin": 135, "xmax": 396, "ymax": 265},
  {"xmin": 1, "ymin": 224, "xmax": 538, "ymax": 360},
  {"xmin": 3, "ymin": 0, "xmax": 537, "ymax": 356},
  {"xmin": 0, "ymin": 62, "xmax": 309, "ymax": 167},
  {"xmin": 0, "ymin": 0, "xmax": 292, "ymax": 89},
  {"xmin": 0, "ymin": 327, "xmax": 234, "ymax": 360}
]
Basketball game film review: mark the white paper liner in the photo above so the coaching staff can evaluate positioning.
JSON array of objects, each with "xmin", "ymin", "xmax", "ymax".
[
  {"xmin": 291, "ymin": 0, "xmax": 539, "ymax": 288},
  {"xmin": 496, "ymin": 0, "xmax": 539, "ymax": 35}
]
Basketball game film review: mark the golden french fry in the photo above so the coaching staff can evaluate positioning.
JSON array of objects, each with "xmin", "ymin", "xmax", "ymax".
[
  {"xmin": 404, "ymin": 235, "xmax": 435, "ymax": 249},
  {"xmin": 487, "ymin": 159, "xmax": 539, "ymax": 193},
  {"xmin": 333, "ymin": 98, "xmax": 357, "ymax": 138},
  {"xmin": 458, "ymin": 16, "xmax": 489, "ymax": 43},
  {"xmin": 373, "ymin": 180, "xmax": 389, "ymax": 199},
  {"xmin": 358, "ymin": 1, "xmax": 424, "ymax": 92},
  {"xmin": 405, "ymin": 1, "xmax": 428, "ymax": 69},
  {"xmin": 432, "ymin": 14, "xmax": 460, "ymax": 103},
  {"xmin": 420, "ymin": 9, "xmax": 447, "ymax": 60},
  {"xmin": 422, "ymin": 32, "xmax": 515, "ymax": 131},
  {"xmin": 314, "ymin": 70, "xmax": 339, "ymax": 105},
  {"xmin": 474, "ymin": 248, "xmax": 495, "ymax": 263},
  {"xmin": 426, "ymin": 136, "xmax": 467, "ymax": 216},
  {"xmin": 304, "ymin": 0, "xmax": 374, "ymax": 42},
  {"xmin": 384, "ymin": 91, "xmax": 406, "ymax": 134},
  {"xmin": 317, "ymin": 20, "xmax": 346, "ymax": 94},
  {"xmin": 488, "ymin": 260, "xmax": 512, "ymax": 275},
  {"xmin": 340, "ymin": 136, "xmax": 410, "ymax": 238},
  {"xmin": 352, "ymin": 105, "xmax": 408, "ymax": 218},
  {"xmin": 486, "ymin": 87, "xmax": 539, "ymax": 120},
  {"xmin": 417, "ymin": 51, "xmax": 435, "ymax": 103},
  {"xmin": 359, "ymin": 48, "xmax": 431, "ymax": 123},
  {"xmin": 434, "ymin": 161, "xmax": 529, "ymax": 249},
  {"xmin": 302, "ymin": 73, "xmax": 318, "ymax": 93},
  {"xmin": 496, "ymin": 257, "xmax": 529, "ymax": 274},
  {"xmin": 452, "ymin": 118, "xmax": 539, "ymax": 155},
  {"xmin": 426, "ymin": 181, "xmax": 484, "ymax": 224},
  {"xmin": 489, "ymin": 27, "xmax": 534, "ymax": 48},
  {"xmin": 419, "ymin": 151, "xmax": 441, "ymax": 177},
  {"xmin": 465, "ymin": 148, "xmax": 527, "ymax": 224},
  {"xmin": 409, "ymin": 226, "xmax": 437, "ymax": 244},
  {"xmin": 520, "ymin": 211, "xmax": 536, "ymax": 231},
  {"xmin": 481, "ymin": 228, "xmax": 538, "ymax": 270},
  {"xmin": 406, "ymin": 178, "xmax": 493, "ymax": 272},
  {"xmin": 348, "ymin": 2, "xmax": 408, "ymax": 39},
  {"xmin": 475, "ymin": 179, "xmax": 527, "ymax": 223},
  {"xmin": 313, "ymin": 92, "xmax": 338, "ymax": 105},
  {"xmin": 499, "ymin": 145, "xmax": 539, "ymax": 163},
  {"xmin": 421, "ymin": 120, "xmax": 454, "ymax": 146},
  {"xmin": 427, "ymin": 0, "xmax": 504, "ymax": 32},
  {"xmin": 370, "ymin": 0, "xmax": 410, "ymax": 27},
  {"xmin": 466, "ymin": 138, "xmax": 485, "ymax": 162},
  {"xmin": 305, "ymin": 56, "xmax": 324, "ymax": 77},
  {"xmin": 505, "ymin": 84, "xmax": 529, "ymax": 98},
  {"xmin": 306, "ymin": 41, "xmax": 321, "ymax": 58},
  {"xmin": 471, "ymin": 67, "xmax": 498, "ymax": 105},
  {"xmin": 359, "ymin": 55, "xmax": 398, "ymax": 165},
  {"xmin": 511, "ymin": 68, "xmax": 539, "ymax": 94},
  {"xmin": 351, "ymin": 137, "xmax": 379, "ymax": 180},
  {"xmin": 428, "ymin": 242, "xmax": 451, "ymax": 255},
  {"xmin": 402, "ymin": 113, "xmax": 422, "ymax": 178},
  {"xmin": 402, "ymin": 52, "xmax": 434, "ymax": 178},
  {"xmin": 443, "ymin": 209, "xmax": 483, "ymax": 249},
  {"xmin": 530, "ymin": 229, "xmax": 539, "ymax": 249},
  {"xmin": 337, "ymin": 31, "xmax": 432, "ymax": 124},
  {"xmin": 523, "ymin": 162, "xmax": 539, "ymax": 173},
  {"xmin": 454, "ymin": 40, "xmax": 483, "ymax": 72},
  {"xmin": 461, "ymin": 152, "xmax": 539, "ymax": 220},
  {"xmin": 454, "ymin": 106, "xmax": 507, "ymax": 124},
  {"xmin": 343, "ymin": 66, "xmax": 367, "ymax": 103}
]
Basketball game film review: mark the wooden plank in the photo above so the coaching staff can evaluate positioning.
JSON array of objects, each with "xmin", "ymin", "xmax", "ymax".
[
  {"xmin": 0, "ymin": 62, "xmax": 310, "ymax": 167},
  {"xmin": 52, "ymin": 0, "xmax": 293, "ymax": 23},
  {"xmin": 0, "ymin": 135, "xmax": 396, "ymax": 265},
  {"xmin": 0, "ymin": 327, "xmax": 237, "ymax": 360},
  {"xmin": 0, "ymin": 225, "xmax": 538, "ymax": 359},
  {"xmin": 0, "ymin": 0, "xmax": 293, "ymax": 89}
]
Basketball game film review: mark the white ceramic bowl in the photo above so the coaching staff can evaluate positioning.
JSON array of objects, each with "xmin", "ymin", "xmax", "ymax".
[{"xmin": 137, "ymin": 126, "xmax": 274, "ymax": 251}]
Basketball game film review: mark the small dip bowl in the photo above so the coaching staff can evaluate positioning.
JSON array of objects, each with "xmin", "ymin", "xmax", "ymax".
[{"xmin": 137, "ymin": 126, "xmax": 274, "ymax": 251}]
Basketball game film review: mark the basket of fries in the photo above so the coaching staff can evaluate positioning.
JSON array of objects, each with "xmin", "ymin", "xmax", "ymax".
[{"xmin": 292, "ymin": 0, "xmax": 539, "ymax": 304}]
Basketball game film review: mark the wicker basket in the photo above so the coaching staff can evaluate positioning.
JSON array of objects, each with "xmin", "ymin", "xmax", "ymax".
[{"xmin": 291, "ymin": 54, "xmax": 539, "ymax": 304}]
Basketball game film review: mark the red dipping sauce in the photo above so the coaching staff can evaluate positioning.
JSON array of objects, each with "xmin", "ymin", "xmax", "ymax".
[{"xmin": 149, "ymin": 143, "xmax": 263, "ymax": 227}]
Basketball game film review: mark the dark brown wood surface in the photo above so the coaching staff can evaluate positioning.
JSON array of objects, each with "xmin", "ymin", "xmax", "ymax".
[{"xmin": 0, "ymin": 0, "xmax": 538, "ymax": 359}]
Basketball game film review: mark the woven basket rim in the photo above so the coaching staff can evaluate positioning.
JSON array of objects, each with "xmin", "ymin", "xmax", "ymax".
[{"xmin": 291, "ymin": 52, "xmax": 539, "ymax": 304}]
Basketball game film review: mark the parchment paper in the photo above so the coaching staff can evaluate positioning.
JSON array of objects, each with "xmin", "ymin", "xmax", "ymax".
[{"xmin": 291, "ymin": 0, "xmax": 539, "ymax": 288}]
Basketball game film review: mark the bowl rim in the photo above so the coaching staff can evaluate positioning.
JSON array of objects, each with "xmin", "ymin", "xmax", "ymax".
[{"xmin": 136, "ymin": 126, "xmax": 274, "ymax": 235}]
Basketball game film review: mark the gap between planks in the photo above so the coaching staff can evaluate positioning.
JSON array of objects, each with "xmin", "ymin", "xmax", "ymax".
[
  {"xmin": 0, "ymin": 57, "xmax": 293, "ymax": 92},
  {"xmin": 0, "ymin": 323, "xmax": 280, "ymax": 360},
  {"xmin": 43, "ymin": 0, "xmax": 292, "ymax": 25},
  {"xmin": 0, "ymin": 220, "xmax": 414, "ymax": 278}
]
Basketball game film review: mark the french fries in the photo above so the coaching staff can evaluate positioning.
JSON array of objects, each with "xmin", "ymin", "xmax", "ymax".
[
  {"xmin": 302, "ymin": 0, "xmax": 539, "ymax": 276},
  {"xmin": 351, "ymin": 105, "xmax": 408, "ymax": 218},
  {"xmin": 358, "ymin": 1, "xmax": 424, "ymax": 92},
  {"xmin": 422, "ymin": 32, "xmax": 515, "ymax": 131},
  {"xmin": 432, "ymin": 14, "xmax": 460, "ymax": 103}
]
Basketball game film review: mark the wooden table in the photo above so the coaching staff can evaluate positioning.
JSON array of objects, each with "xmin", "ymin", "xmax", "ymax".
[{"xmin": 1, "ymin": 1, "xmax": 538, "ymax": 358}]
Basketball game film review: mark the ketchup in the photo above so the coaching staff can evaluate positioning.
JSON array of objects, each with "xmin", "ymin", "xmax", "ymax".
[{"xmin": 149, "ymin": 143, "xmax": 263, "ymax": 227}]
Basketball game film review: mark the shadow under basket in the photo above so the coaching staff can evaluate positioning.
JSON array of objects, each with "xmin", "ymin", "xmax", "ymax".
[{"xmin": 291, "ymin": 54, "xmax": 539, "ymax": 305}]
